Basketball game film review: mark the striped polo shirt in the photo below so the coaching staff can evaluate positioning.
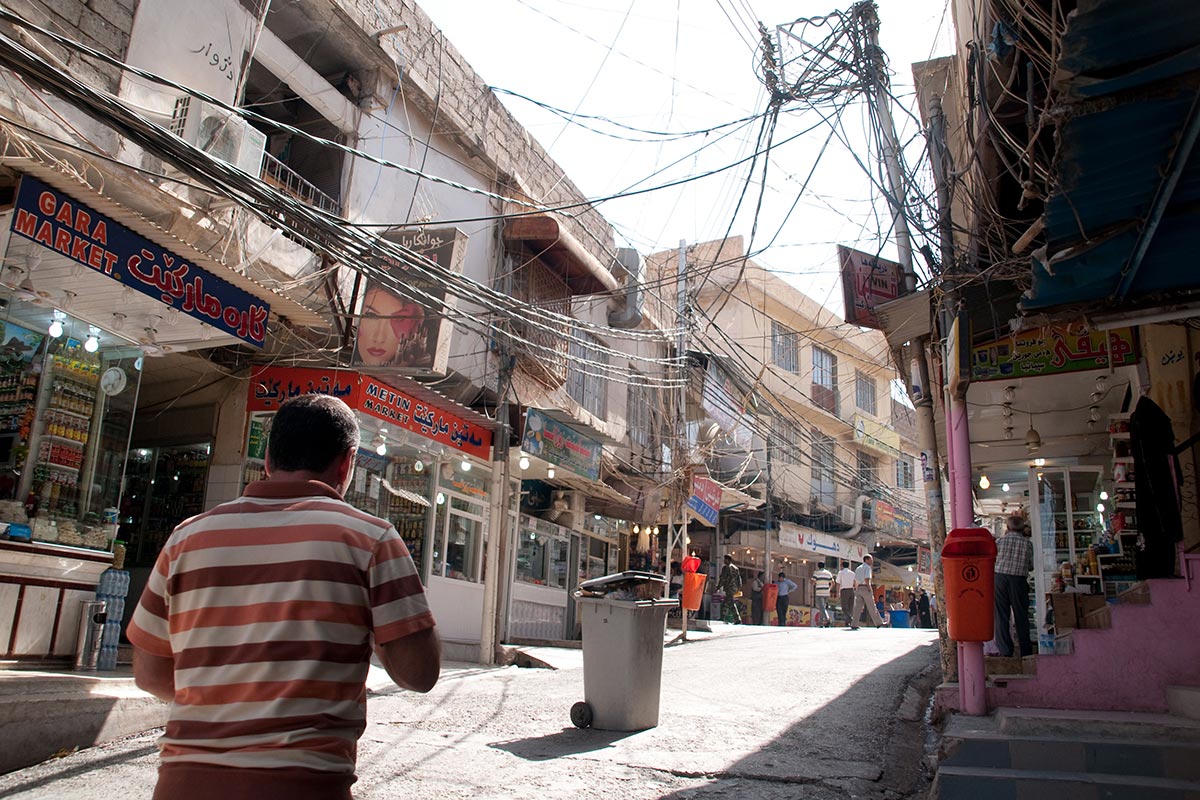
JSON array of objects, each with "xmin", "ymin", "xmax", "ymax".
[{"xmin": 127, "ymin": 479, "xmax": 435, "ymax": 778}]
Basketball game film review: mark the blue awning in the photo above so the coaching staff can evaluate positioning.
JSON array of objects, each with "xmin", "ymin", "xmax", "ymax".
[{"xmin": 1021, "ymin": 0, "xmax": 1200, "ymax": 313}]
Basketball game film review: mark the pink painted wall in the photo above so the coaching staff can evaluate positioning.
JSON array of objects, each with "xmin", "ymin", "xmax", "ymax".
[{"xmin": 936, "ymin": 578, "xmax": 1200, "ymax": 714}]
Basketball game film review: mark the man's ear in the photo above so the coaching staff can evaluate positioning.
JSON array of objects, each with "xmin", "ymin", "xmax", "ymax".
[
  {"xmin": 263, "ymin": 451, "xmax": 273, "ymax": 478},
  {"xmin": 335, "ymin": 447, "xmax": 356, "ymax": 489}
]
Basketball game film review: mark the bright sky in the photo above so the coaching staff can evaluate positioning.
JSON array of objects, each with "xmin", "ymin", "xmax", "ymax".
[{"xmin": 416, "ymin": 0, "xmax": 955, "ymax": 317}]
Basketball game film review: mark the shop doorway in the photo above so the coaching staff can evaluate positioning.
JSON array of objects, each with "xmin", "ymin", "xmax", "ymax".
[{"xmin": 121, "ymin": 443, "xmax": 211, "ymax": 568}]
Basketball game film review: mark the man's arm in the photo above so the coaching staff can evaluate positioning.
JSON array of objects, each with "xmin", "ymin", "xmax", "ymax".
[
  {"xmin": 377, "ymin": 626, "xmax": 441, "ymax": 693},
  {"xmin": 133, "ymin": 647, "xmax": 175, "ymax": 702}
]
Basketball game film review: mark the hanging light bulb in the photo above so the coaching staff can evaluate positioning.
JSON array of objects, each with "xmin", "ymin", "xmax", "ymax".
[
  {"xmin": 60, "ymin": 290, "xmax": 76, "ymax": 310},
  {"xmin": 1005, "ymin": 427, "xmax": 1014, "ymax": 440},
  {"xmin": 374, "ymin": 427, "xmax": 388, "ymax": 456},
  {"xmin": 1034, "ymin": 457, "xmax": 1046, "ymax": 467},
  {"xmin": 633, "ymin": 524, "xmax": 640, "ymax": 534},
  {"xmin": 436, "ymin": 492, "xmax": 445, "ymax": 505},
  {"xmin": 413, "ymin": 459, "xmax": 424, "ymax": 473},
  {"xmin": 1025, "ymin": 413, "xmax": 1042, "ymax": 453},
  {"xmin": 111, "ymin": 312, "xmax": 126, "ymax": 331},
  {"xmin": 1003, "ymin": 386, "xmax": 1016, "ymax": 403},
  {"xmin": 547, "ymin": 466, "xmax": 556, "ymax": 479},
  {"xmin": 1099, "ymin": 490, "xmax": 1109, "ymax": 500},
  {"xmin": 518, "ymin": 454, "xmax": 530, "ymax": 470},
  {"xmin": 1002, "ymin": 403, "xmax": 1013, "ymax": 418},
  {"xmin": 978, "ymin": 474, "xmax": 991, "ymax": 490},
  {"xmin": 1002, "ymin": 483, "xmax": 1010, "ymax": 492},
  {"xmin": 460, "ymin": 459, "xmax": 472, "ymax": 472},
  {"xmin": 83, "ymin": 326, "xmax": 100, "ymax": 353},
  {"xmin": 1089, "ymin": 406, "xmax": 1101, "ymax": 423},
  {"xmin": 1096, "ymin": 502, "xmax": 1106, "ymax": 513},
  {"xmin": 1095, "ymin": 375, "xmax": 1107, "ymax": 394},
  {"xmin": 47, "ymin": 309, "xmax": 65, "ymax": 339}
]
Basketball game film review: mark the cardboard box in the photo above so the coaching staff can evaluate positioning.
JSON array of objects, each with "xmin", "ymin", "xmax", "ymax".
[
  {"xmin": 1077, "ymin": 595, "xmax": 1110, "ymax": 629},
  {"xmin": 1051, "ymin": 592, "xmax": 1079, "ymax": 629}
]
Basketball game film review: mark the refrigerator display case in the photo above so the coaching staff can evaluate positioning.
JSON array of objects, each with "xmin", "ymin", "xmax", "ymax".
[{"xmin": 1029, "ymin": 466, "xmax": 1104, "ymax": 654}]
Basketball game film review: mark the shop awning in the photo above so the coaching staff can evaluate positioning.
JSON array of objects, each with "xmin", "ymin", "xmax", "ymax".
[
  {"xmin": 378, "ymin": 478, "xmax": 431, "ymax": 507},
  {"xmin": 547, "ymin": 472, "xmax": 636, "ymax": 509}
]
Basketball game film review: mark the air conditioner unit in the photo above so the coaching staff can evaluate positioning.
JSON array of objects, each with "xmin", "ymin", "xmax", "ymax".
[
  {"xmin": 838, "ymin": 504, "xmax": 857, "ymax": 525},
  {"xmin": 168, "ymin": 96, "xmax": 267, "ymax": 176}
]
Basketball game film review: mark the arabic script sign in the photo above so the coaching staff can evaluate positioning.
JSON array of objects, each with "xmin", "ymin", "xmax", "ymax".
[
  {"xmin": 10, "ymin": 176, "xmax": 271, "ymax": 347},
  {"xmin": 247, "ymin": 366, "xmax": 491, "ymax": 459},
  {"xmin": 687, "ymin": 474, "xmax": 721, "ymax": 526},
  {"xmin": 970, "ymin": 325, "xmax": 1137, "ymax": 382},
  {"xmin": 778, "ymin": 522, "xmax": 866, "ymax": 562},
  {"xmin": 839, "ymin": 245, "xmax": 902, "ymax": 329},
  {"xmin": 521, "ymin": 408, "xmax": 603, "ymax": 482}
]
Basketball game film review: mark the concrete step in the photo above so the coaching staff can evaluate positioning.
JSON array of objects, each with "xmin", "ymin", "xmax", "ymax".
[
  {"xmin": 997, "ymin": 706, "xmax": 1200, "ymax": 742},
  {"xmin": 1169, "ymin": 686, "xmax": 1200, "ymax": 721},
  {"xmin": 941, "ymin": 732, "xmax": 1200, "ymax": 782},
  {"xmin": 931, "ymin": 764, "xmax": 1200, "ymax": 800}
]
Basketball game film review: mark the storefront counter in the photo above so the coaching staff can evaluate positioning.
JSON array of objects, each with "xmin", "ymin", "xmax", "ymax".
[
  {"xmin": 425, "ymin": 575, "xmax": 484, "ymax": 662},
  {"xmin": 510, "ymin": 580, "xmax": 568, "ymax": 641},
  {"xmin": 0, "ymin": 539, "xmax": 111, "ymax": 658}
]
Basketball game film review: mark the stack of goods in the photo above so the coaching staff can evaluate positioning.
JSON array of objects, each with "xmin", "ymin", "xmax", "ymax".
[
  {"xmin": 0, "ymin": 500, "xmax": 27, "ymax": 524},
  {"xmin": 56, "ymin": 518, "xmax": 84, "ymax": 547}
]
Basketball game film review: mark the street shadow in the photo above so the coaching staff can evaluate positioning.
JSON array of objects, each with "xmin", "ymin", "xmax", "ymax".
[
  {"xmin": 490, "ymin": 727, "xmax": 636, "ymax": 761},
  {"xmin": 0, "ymin": 740, "xmax": 159, "ymax": 795}
]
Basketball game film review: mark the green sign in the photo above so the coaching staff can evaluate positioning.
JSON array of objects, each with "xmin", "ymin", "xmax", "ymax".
[
  {"xmin": 520, "ymin": 408, "xmax": 602, "ymax": 481},
  {"xmin": 971, "ymin": 326, "xmax": 1137, "ymax": 382},
  {"xmin": 247, "ymin": 418, "xmax": 267, "ymax": 461}
]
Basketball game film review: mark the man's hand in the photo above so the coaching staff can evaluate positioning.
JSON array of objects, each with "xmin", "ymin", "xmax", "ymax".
[
  {"xmin": 377, "ymin": 626, "xmax": 441, "ymax": 693},
  {"xmin": 133, "ymin": 648, "xmax": 175, "ymax": 702}
]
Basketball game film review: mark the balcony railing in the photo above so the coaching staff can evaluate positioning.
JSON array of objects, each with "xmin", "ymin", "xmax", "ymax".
[{"xmin": 261, "ymin": 151, "xmax": 340, "ymax": 216}]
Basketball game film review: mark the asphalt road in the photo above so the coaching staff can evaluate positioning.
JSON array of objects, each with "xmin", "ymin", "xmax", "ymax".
[{"xmin": 0, "ymin": 626, "xmax": 940, "ymax": 799}]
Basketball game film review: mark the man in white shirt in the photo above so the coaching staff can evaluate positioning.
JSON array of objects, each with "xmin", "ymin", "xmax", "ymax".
[
  {"xmin": 836, "ymin": 562, "xmax": 857, "ymax": 627},
  {"xmin": 812, "ymin": 562, "xmax": 834, "ymax": 627},
  {"xmin": 775, "ymin": 571, "xmax": 798, "ymax": 626},
  {"xmin": 851, "ymin": 554, "xmax": 885, "ymax": 629}
]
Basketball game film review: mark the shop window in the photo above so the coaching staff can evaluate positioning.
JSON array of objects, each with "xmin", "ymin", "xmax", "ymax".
[
  {"xmin": 772, "ymin": 321, "xmax": 800, "ymax": 373},
  {"xmin": 549, "ymin": 537, "xmax": 570, "ymax": 589},
  {"xmin": 516, "ymin": 529, "xmax": 548, "ymax": 584},
  {"xmin": 855, "ymin": 370, "xmax": 877, "ymax": 415},
  {"xmin": 587, "ymin": 536, "xmax": 608, "ymax": 580}
]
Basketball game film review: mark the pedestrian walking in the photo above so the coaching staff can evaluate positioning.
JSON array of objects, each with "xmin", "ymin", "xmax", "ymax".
[
  {"xmin": 908, "ymin": 592, "xmax": 918, "ymax": 619},
  {"xmin": 812, "ymin": 562, "xmax": 834, "ymax": 627},
  {"xmin": 918, "ymin": 590, "xmax": 933, "ymax": 628},
  {"xmin": 775, "ymin": 571, "xmax": 798, "ymax": 626},
  {"xmin": 836, "ymin": 562, "xmax": 857, "ymax": 627},
  {"xmin": 994, "ymin": 513, "xmax": 1034, "ymax": 656},
  {"xmin": 717, "ymin": 555, "xmax": 743, "ymax": 624},
  {"xmin": 127, "ymin": 394, "xmax": 441, "ymax": 800},
  {"xmin": 851, "ymin": 555, "xmax": 885, "ymax": 629},
  {"xmin": 750, "ymin": 571, "xmax": 765, "ymax": 625}
]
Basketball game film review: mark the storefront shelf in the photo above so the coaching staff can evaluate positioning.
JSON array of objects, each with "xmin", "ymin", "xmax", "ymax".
[
  {"xmin": 47, "ymin": 406, "xmax": 92, "ymax": 422},
  {"xmin": 46, "ymin": 462, "xmax": 80, "ymax": 472},
  {"xmin": 44, "ymin": 435, "xmax": 86, "ymax": 448}
]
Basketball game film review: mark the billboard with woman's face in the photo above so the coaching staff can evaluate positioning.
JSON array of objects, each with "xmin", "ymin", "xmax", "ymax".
[{"xmin": 351, "ymin": 228, "xmax": 466, "ymax": 374}]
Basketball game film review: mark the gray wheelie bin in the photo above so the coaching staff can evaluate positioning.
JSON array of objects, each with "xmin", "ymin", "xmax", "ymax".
[{"xmin": 571, "ymin": 571, "xmax": 677, "ymax": 731}]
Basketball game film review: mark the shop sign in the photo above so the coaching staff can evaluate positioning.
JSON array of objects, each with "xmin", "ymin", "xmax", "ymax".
[
  {"xmin": 687, "ymin": 474, "xmax": 721, "ymax": 526},
  {"xmin": 862, "ymin": 497, "xmax": 915, "ymax": 539},
  {"xmin": 851, "ymin": 414, "xmax": 901, "ymax": 458},
  {"xmin": 352, "ymin": 228, "xmax": 466, "ymax": 376},
  {"xmin": 10, "ymin": 176, "xmax": 271, "ymax": 348},
  {"xmin": 521, "ymin": 408, "xmax": 603, "ymax": 482},
  {"xmin": 778, "ymin": 522, "xmax": 866, "ymax": 562},
  {"xmin": 246, "ymin": 418, "xmax": 267, "ymax": 461},
  {"xmin": 839, "ymin": 245, "xmax": 902, "ymax": 329},
  {"xmin": 246, "ymin": 366, "xmax": 492, "ymax": 459},
  {"xmin": 970, "ymin": 324, "xmax": 1137, "ymax": 382},
  {"xmin": 358, "ymin": 376, "xmax": 490, "ymax": 460},
  {"xmin": 700, "ymin": 360, "xmax": 753, "ymax": 449},
  {"xmin": 917, "ymin": 546, "xmax": 932, "ymax": 575},
  {"xmin": 247, "ymin": 366, "xmax": 360, "ymax": 411}
]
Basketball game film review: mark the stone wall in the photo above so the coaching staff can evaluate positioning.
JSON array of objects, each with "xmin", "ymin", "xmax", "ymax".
[{"xmin": 2, "ymin": 0, "xmax": 135, "ymax": 93}]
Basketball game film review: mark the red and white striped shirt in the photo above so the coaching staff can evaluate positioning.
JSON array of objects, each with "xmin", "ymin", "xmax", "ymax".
[{"xmin": 128, "ymin": 479, "xmax": 434, "ymax": 778}]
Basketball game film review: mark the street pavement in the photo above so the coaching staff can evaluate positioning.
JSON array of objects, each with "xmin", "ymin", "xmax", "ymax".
[{"xmin": 0, "ymin": 625, "xmax": 940, "ymax": 799}]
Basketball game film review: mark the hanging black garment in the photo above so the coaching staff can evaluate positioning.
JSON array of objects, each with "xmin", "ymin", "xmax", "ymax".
[{"xmin": 1129, "ymin": 396, "xmax": 1183, "ymax": 579}]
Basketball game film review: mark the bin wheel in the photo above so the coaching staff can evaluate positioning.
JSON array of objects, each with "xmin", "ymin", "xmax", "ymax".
[{"xmin": 570, "ymin": 701, "xmax": 593, "ymax": 729}]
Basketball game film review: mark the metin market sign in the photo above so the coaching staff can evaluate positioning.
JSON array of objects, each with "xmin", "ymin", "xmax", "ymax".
[{"xmin": 10, "ymin": 175, "xmax": 270, "ymax": 347}]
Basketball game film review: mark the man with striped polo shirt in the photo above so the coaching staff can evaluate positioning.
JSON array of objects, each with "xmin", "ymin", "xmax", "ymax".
[{"xmin": 129, "ymin": 394, "xmax": 440, "ymax": 799}]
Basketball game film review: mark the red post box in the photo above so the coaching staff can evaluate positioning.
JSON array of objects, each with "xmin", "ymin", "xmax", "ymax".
[{"xmin": 941, "ymin": 527, "xmax": 997, "ymax": 642}]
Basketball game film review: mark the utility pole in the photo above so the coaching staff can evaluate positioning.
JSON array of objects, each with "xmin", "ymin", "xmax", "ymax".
[
  {"xmin": 674, "ymin": 240, "xmax": 690, "ymax": 642},
  {"xmin": 854, "ymin": 3, "xmax": 956, "ymax": 685}
]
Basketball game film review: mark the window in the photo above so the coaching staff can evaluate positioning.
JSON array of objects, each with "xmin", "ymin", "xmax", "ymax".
[
  {"xmin": 897, "ymin": 456, "xmax": 915, "ymax": 490},
  {"xmin": 855, "ymin": 370, "xmax": 877, "ymax": 415},
  {"xmin": 857, "ymin": 451, "xmax": 878, "ymax": 490},
  {"xmin": 772, "ymin": 321, "xmax": 801, "ymax": 373},
  {"xmin": 567, "ymin": 327, "xmax": 609, "ymax": 418},
  {"xmin": 432, "ymin": 494, "xmax": 486, "ymax": 583},
  {"xmin": 511, "ymin": 257, "xmax": 571, "ymax": 388},
  {"xmin": 811, "ymin": 430, "xmax": 836, "ymax": 507},
  {"xmin": 812, "ymin": 347, "xmax": 838, "ymax": 414},
  {"xmin": 627, "ymin": 376, "xmax": 653, "ymax": 448},
  {"xmin": 771, "ymin": 417, "xmax": 800, "ymax": 465}
]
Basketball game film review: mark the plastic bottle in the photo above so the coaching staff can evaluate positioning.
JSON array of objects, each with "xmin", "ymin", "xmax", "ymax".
[{"xmin": 95, "ymin": 566, "xmax": 130, "ymax": 671}]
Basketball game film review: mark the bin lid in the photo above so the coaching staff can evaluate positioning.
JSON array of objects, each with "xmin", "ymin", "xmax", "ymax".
[
  {"xmin": 579, "ymin": 570, "xmax": 668, "ymax": 592},
  {"xmin": 942, "ymin": 527, "xmax": 998, "ymax": 558},
  {"xmin": 681, "ymin": 555, "xmax": 701, "ymax": 573}
]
